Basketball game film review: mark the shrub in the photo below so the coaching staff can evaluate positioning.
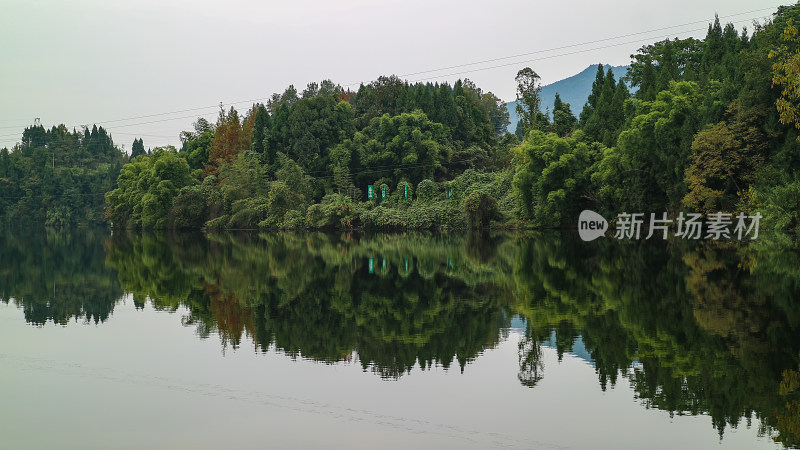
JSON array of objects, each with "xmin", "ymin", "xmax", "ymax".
[
  {"xmin": 360, "ymin": 206, "xmax": 407, "ymax": 229},
  {"xmin": 305, "ymin": 204, "xmax": 328, "ymax": 228},
  {"xmin": 281, "ymin": 209, "xmax": 305, "ymax": 229},
  {"xmin": 45, "ymin": 206, "xmax": 72, "ymax": 228},
  {"xmin": 405, "ymin": 201, "xmax": 466, "ymax": 230},
  {"xmin": 417, "ymin": 179, "xmax": 437, "ymax": 202},
  {"xmin": 305, "ymin": 194, "xmax": 358, "ymax": 229},
  {"xmin": 762, "ymin": 180, "xmax": 800, "ymax": 233},
  {"xmin": 463, "ymin": 191, "xmax": 498, "ymax": 229},
  {"xmin": 205, "ymin": 215, "xmax": 230, "ymax": 229},
  {"xmin": 169, "ymin": 187, "xmax": 208, "ymax": 229},
  {"xmin": 227, "ymin": 197, "xmax": 269, "ymax": 229},
  {"xmin": 396, "ymin": 181, "xmax": 413, "ymax": 206}
]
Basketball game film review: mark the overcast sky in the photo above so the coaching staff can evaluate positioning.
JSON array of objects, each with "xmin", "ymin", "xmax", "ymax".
[{"xmin": 0, "ymin": 0, "xmax": 784, "ymax": 152}]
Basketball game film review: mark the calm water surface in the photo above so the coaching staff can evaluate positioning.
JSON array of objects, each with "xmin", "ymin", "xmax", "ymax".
[{"xmin": 1, "ymin": 228, "xmax": 799, "ymax": 449}]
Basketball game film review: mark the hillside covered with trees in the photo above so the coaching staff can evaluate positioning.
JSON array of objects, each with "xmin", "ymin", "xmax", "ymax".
[
  {"xmin": 0, "ymin": 125, "xmax": 125, "ymax": 226},
  {"xmin": 102, "ymin": 77, "xmax": 517, "ymax": 230},
  {"xmin": 3, "ymin": 4, "xmax": 800, "ymax": 231}
]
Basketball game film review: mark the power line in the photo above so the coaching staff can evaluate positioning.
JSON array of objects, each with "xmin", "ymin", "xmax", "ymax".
[
  {"xmin": 350, "ymin": 5, "xmax": 778, "ymax": 84},
  {"xmin": 407, "ymin": 15, "xmax": 763, "ymax": 84},
  {"xmin": 408, "ymin": 27, "xmax": 707, "ymax": 84},
  {"xmin": 0, "ymin": 101, "xmax": 265, "ymax": 131},
  {"xmin": 103, "ymin": 131, "xmax": 178, "ymax": 139}
]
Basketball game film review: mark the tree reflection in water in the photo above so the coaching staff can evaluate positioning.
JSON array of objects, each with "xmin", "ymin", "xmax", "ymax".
[{"xmin": 2, "ymin": 228, "xmax": 800, "ymax": 446}]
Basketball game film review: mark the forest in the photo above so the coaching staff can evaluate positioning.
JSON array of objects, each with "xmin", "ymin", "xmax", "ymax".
[
  {"xmin": 0, "ymin": 124, "xmax": 124, "ymax": 226},
  {"xmin": 2, "ymin": 4, "xmax": 800, "ymax": 231}
]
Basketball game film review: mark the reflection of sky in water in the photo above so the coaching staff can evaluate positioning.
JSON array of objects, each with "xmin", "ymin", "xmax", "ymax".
[
  {"xmin": 512, "ymin": 316, "xmax": 595, "ymax": 367},
  {"xmin": 0, "ymin": 301, "xmax": 781, "ymax": 450}
]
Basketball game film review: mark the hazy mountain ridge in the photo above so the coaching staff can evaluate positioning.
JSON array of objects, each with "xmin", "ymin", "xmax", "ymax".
[{"xmin": 507, "ymin": 64, "xmax": 630, "ymax": 133}]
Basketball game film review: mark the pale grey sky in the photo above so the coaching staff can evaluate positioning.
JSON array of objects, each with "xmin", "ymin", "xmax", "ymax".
[{"xmin": 0, "ymin": 0, "xmax": 784, "ymax": 151}]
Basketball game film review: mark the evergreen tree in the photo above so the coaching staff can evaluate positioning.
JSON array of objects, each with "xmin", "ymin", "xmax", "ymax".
[
  {"xmin": 250, "ymin": 104, "xmax": 271, "ymax": 157},
  {"xmin": 552, "ymin": 93, "xmax": 577, "ymax": 137},
  {"xmin": 701, "ymin": 15, "xmax": 725, "ymax": 82},
  {"xmin": 130, "ymin": 138, "xmax": 146, "ymax": 159},
  {"xmin": 580, "ymin": 64, "xmax": 605, "ymax": 125},
  {"xmin": 266, "ymin": 102, "xmax": 290, "ymax": 168},
  {"xmin": 637, "ymin": 60, "xmax": 657, "ymax": 101},
  {"xmin": 606, "ymin": 81, "xmax": 630, "ymax": 143},
  {"xmin": 435, "ymin": 83, "xmax": 459, "ymax": 131}
]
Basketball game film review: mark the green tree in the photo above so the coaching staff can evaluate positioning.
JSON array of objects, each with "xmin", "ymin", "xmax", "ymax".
[
  {"xmin": 352, "ymin": 110, "xmax": 451, "ymax": 190},
  {"xmin": 180, "ymin": 118, "xmax": 214, "ymax": 171},
  {"xmin": 515, "ymin": 67, "xmax": 543, "ymax": 137},
  {"xmin": 683, "ymin": 101, "xmax": 765, "ymax": 213},
  {"xmin": 482, "ymin": 91, "xmax": 511, "ymax": 137},
  {"xmin": 284, "ymin": 96, "xmax": 354, "ymax": 181},
  {"xmin": 582, "ymin": 68, "xmax": 630, "ymax": 146},
  {"xmin": 552, "ymin": 93, "xmax": 577, "ymax": 137},
  {"xmin": 250, "ymin": 103, "xmax": 271, "ymax": 156},
  {"xmin": 105, "ymin": 147, "xmax": 199, "ymax": 228},
  {"xmin": 597, "ymin": 81, "xmax": 704, "ymax": 212},
  {"xmin": 629, "ymin": 38, "xmax": 703, "ymax": 97},
  {"xmin": 169, "ymin": 186, "xmax": 208, "ymax": 229},
  {"xmin": 513, "ymin": 131, "xmax": 605, "ymax": 226},
  {"xmin": 130, "ymin": 138, "xmax": 146, "ymax": 159},
  {"xmin": 580, "ymin": 64, "xmax": 606, "ymax": 126}
]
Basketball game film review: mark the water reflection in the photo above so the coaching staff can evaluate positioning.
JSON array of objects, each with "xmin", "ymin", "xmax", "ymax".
[
  {"xmin": 0, "ymin": 227, "xmax": 121, "ymax": 324},
  {"xmin": 105, "ymin": 231, "xmax": 512, "ymax": 378},
  {"xmin": 2, "ymin": 228, "xmax": 800, "ymax": 447}
]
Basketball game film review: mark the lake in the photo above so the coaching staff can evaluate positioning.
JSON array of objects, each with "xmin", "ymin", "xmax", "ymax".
[{"xmin": 1, "ymin": 228, "xmax": 798, "ymax": 449}]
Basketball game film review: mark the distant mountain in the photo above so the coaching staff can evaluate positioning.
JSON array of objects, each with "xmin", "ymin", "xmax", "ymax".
[{"xmin": 507, "ymin": 64, "xmax": 630, "ymax": 134}]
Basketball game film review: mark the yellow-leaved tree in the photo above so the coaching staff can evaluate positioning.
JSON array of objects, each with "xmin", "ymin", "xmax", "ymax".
[{"xmin": 770, "ymin": 18, "xmax": 800, "ymax": 138}]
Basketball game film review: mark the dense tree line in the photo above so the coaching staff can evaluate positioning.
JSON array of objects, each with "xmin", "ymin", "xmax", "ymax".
[
  {"xmin": 103, "ymin": 76, "xmax": 515, "ymax": 230},
  {"xmin": 514, "ymin": 6, "xmax": 800, "ymax": 232},
  {"xmin": 0, "ymin": 124, "xmax": 126, "ymax": 226}
]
